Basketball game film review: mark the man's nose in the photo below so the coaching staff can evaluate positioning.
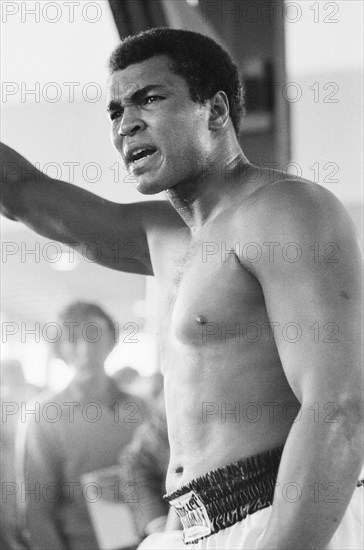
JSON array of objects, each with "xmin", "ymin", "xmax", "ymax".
[{"xmin": 118, "ymin": 107, "xmax": 145, "ymax": 137}]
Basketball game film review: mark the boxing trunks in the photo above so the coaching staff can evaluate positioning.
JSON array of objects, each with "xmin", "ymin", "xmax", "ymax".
[{"xmin": 138, "ymin": 447, "xmax": 363, "ymax": 549}]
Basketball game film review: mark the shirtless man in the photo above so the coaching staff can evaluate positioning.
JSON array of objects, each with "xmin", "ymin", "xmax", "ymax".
[{"xmin": 1, "ymin": 29, "xmax": 362, "ymax": 549}]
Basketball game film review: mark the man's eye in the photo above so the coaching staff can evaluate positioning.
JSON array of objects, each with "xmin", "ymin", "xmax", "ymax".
[
  {"xmin": 110, "ymin": 110, "xmax": 122, "ymax": 121},
  {"xmin": 144, "ymin": 96, "xmax": 163, "ymax": 105}
]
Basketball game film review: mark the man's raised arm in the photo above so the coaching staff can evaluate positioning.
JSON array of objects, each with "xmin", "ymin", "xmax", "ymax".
[{"xmin": 0, "ymin": 142, "xmax": 171, "ymax": 275}]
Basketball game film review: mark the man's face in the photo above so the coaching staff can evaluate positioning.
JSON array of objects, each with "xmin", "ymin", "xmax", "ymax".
[
  {"xmin": 59, "ymin": 316, "xmax": 114, "ymax": 378},
  {"xmin": 107, "ymin": 55, "xmax": 212, "ymax": 194}
]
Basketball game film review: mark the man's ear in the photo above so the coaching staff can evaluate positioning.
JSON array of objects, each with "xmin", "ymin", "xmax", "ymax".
[{"xmin": 208, "ymin": 91, "xmax": 230, "ymax": 130}]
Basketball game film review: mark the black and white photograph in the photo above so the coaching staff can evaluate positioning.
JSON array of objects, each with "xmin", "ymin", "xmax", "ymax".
[{"xmin": 1, "ymin": 1, "xmax": 363, "ymax": 549}]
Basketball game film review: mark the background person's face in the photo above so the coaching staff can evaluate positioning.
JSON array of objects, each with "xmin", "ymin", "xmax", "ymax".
[
  {"xmin": 59, "ymin": 316, "xmax": 114, "ymax": 377},
  {"xmin": 108, "ymin": 55, "xmax": 212, "ymax": 194}
]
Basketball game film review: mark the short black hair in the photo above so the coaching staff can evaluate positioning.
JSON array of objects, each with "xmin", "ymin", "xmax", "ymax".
[{"xmin": 108, "ymin": 28, "xmax": 245, "ymax": 135}]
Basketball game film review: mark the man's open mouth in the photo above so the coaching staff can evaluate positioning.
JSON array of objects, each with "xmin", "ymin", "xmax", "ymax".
[{"xmin": 129, "ymin": 147, "xmax": 157, "ymax": 165}]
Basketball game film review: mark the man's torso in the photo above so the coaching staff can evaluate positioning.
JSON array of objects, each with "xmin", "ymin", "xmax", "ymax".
[{"xmin": 146, "ymin": 169, "xmax": 301, "ymax": 492}]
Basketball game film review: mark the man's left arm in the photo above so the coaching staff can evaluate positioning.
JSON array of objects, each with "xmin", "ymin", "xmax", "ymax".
[{"xmin": 247, "ymin": 181, "xmax": 363, "ymax": 549}]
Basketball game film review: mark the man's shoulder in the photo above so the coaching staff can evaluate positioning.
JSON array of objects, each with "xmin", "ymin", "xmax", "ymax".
[
  {"xmin": 255, "ymin": 176, "xmax": 331, "ymax": 204},
  {"xmin": 234, "ymin": 177, "xmax": 354, "ymax": 242},
  {"xmin": 247, "ymin": 177, "xmax": 333, "ymax": 216},
  {"xmin": 230, "ymin": 177, "xmax": 361, "ymax": 279}
]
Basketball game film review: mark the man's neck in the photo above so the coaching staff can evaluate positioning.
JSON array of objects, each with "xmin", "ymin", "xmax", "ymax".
[{"xmin": 166, "ymin": 142, "xmax": 250, "ymax": 232}]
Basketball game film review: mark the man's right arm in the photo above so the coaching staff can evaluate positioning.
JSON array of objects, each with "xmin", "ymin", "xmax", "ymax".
[{"xmin": 1, "ymin": 143, "xmax": 175, "ymax": 275}]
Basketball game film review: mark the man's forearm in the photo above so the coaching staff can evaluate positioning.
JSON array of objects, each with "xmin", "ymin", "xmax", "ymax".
[{"xmin": 258, "ymin": 402, "xmax": 362, "ymax": 549}]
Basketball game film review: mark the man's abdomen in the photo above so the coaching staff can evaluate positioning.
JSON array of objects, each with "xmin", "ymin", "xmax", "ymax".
[{"xmin": 163, "ymin": 342, "xmax": 299, "ymax": 493}]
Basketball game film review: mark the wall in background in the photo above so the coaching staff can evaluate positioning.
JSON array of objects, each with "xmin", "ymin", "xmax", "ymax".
[{"xmin": 285, "ymin": 0, "xmax": 363, "ymax": 238}]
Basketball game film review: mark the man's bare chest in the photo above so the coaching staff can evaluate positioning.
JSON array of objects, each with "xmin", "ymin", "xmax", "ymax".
[{"xmin": 151, "ymin": 236, "xmax": 266, "ymax": 345}]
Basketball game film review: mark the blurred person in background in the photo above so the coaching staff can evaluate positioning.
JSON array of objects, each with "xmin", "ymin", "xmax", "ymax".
[
  {"xmin": 118, "ymin": 369, "xmax": 172, "ymax": 542},
  {"xmin": 101, "ymin": 367, "xmax": 172, "ymax": 542},
  {"xmin": 16, "ymin": 302, "xmax": 148, "ymax": 550},
  {"xmin": 0, "ymin": 359, "xmax": 40, "ymax": 549}
]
